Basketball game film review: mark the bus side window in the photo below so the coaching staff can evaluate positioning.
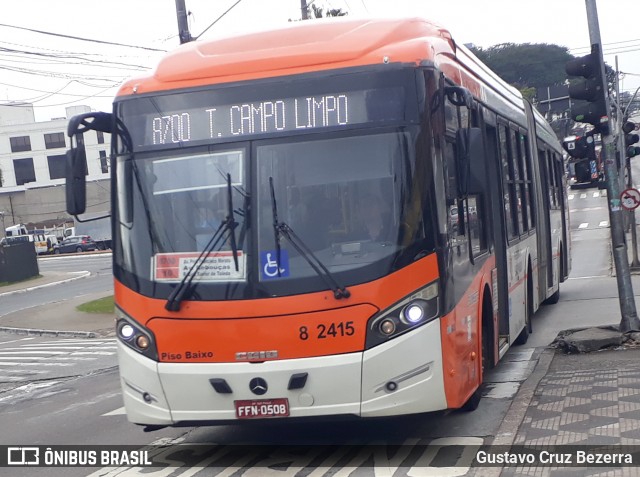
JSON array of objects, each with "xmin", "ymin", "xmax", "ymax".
[{"xmin": 498, "ymin": 124, "xmax": 517, "ymax": 242}]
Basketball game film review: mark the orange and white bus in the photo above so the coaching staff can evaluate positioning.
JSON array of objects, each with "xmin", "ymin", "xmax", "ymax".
[{"xmin": 65, "ymin": 17, "xmax": 570, "ymax": 428}]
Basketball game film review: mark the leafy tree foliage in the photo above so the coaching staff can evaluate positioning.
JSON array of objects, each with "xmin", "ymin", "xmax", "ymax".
[
  {"xmin": 309, "ymin": 4, "xmax": 347, "ymax": 18},
  {"xmin": 469, "ymin": 43, "xmax": 573, "ymax": 90}
]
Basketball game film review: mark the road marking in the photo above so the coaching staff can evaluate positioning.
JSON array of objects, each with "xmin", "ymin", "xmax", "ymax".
[
  {"xmin": 580, "ymin": 193, "xmax": 587, "ymax": 199},
  {"xmin": 593, "ymin": 192, "xmax": 601, "ymax": 198},
  {"xmin": 568, "ymin": 194, "xmax": 574, "ymax": 200},
  {"xmin": 599, "ymin": 220, "xmax": 609, "ymax": 227},
  {"xmin": 578, "ymin": 223, "xmax": 589, "ymax": 229},
  {"xmin": 102, "ymin": 406, "xmax": 126, "ymax": 416},
  {"xmin": 0, "ymin": 361, "xmax": 75, "ymax": 367}
]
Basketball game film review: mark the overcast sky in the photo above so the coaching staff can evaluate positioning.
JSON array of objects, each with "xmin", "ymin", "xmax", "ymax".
[{"xmin": 2, "ymin": 0, "xmax": 639, "ymax": 122}]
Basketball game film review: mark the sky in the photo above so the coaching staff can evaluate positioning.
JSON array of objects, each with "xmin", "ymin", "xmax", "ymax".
[{"xmin": 2, "ymin": 0, "xmax": 639, "ymax": 122}]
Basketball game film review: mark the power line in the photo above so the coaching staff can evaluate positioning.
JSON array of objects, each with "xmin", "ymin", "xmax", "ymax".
[
  {"xmin": 195, "ymin": 0, "xmax": 244, "ymax": 40},
  {"xmin": 0, "ymin": 47, "xmax": 151, "ymax": 72},
  {"xmin": 0, "ymin": 23, "xmax": 167, "ymax": 52},
  {"xmin": 0, "ymin": 80, "xmax": 117, "ymax": 98},
  {"xmin": 571, "ymin": 37, "xmax": 640, "ymax": 52}
]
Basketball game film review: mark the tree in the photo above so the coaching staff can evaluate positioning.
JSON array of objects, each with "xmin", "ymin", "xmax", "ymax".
[
  {"xmin": 293, "ymin": 1, "xmax": 347, "ymax": 22},
  {"xmin": 309, "ymin": 4, "xmax": 347, "ymax": 18},
  {"xmin": 469, "ymin": 43, "xmax": 573, "ymax": 91}
]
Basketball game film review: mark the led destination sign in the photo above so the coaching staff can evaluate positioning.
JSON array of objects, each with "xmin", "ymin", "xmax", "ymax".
[{"xmin": 137, "ymin": 86, "xmax": 405, "ymax": 147}]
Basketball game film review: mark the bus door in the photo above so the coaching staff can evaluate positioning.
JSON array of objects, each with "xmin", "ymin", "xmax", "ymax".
[{"xmin": 483, "ymin": 117, "xmax": 510, "ymax": 356}]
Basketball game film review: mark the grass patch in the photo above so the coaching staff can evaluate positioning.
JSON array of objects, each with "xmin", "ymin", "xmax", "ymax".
[{"xmin": 76, "ymin": 296, "xmax": 115, "ymax": 314}]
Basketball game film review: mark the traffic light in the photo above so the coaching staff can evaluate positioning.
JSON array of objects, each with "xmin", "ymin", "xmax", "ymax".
[
  {"xmin": 563, "ymin": 135, "xmax": 595, "ymax": 160},
  {"xmin": 566, "ymin": 44, "xmax": 609, "ymax": 132},
  {"xmin": 623, "ymin": 121, "xmax": 640, "ymax": 158}
]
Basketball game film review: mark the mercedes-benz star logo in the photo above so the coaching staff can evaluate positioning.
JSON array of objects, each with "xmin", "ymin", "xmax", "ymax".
[{"xmin": 249, "ymin": 377, "xmax": 268, "ymax": 396}]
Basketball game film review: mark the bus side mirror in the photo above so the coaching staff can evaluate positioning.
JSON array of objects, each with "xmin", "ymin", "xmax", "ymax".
[
  {"xmin": 456, "ymin": 127, "xmax": 486, "ymax": 196},
  {"xmin": 66, "ymin": 134, "xmax": 87, "ymax": 215},
  {"xmin": 65, "ymin": 112, "xmax": 112, "ymax": 216}
]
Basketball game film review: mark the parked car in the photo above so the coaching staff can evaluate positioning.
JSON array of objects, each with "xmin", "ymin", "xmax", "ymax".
[{"xmin": 53, "ymin": 235, "xmax": 98, "ymax": 254}]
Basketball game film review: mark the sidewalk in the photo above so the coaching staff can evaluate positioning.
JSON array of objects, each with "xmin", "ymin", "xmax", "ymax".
[
  {"xmin": 487, "ymin": 346, "xmax": 640, "ymax": 476},
  {"xmin": 0, "ymin": 271, "xmax": 115, "ymax": 338},
  {"xmin": 482, "ymin": 229, "xmax": 640, "ymax": 476}
]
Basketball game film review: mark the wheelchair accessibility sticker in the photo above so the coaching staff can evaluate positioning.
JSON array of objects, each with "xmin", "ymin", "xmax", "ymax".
[{"xmin": 261, "ymin": 250, "xmax": 289, "ymax": 279}]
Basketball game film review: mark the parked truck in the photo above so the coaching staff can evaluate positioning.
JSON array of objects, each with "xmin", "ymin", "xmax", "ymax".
[{"xmin": 66, "ymin": 212, "xmax": 112, "ymax": 250}]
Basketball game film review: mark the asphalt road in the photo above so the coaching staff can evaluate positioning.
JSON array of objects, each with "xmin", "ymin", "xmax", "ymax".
[{"xmin": 0, "ymin": 254, "xmax": 113, "ymax": 318}]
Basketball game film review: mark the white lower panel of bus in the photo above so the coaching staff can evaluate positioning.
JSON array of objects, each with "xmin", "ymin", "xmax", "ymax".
[{"xmin": 118, "ymin": 320, "xmax": 446, "ymax": 425}]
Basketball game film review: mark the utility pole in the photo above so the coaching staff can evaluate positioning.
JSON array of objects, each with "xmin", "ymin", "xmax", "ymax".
[
  {"xmin": 585, "ymin": 0, "xmax": 640, "ymax": 332},
  {"xmin": 175, "ymin": 0, "xmax": 193, "ymax": 44},
  {"xmin": 301, "ymin": 0, "xmax": 309, "ymax": 19}
]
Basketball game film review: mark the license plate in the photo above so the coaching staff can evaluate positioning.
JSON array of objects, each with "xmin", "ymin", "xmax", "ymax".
[{"xmin": 234, "ymin": 398, "xmax": 290, "ymax": 419}]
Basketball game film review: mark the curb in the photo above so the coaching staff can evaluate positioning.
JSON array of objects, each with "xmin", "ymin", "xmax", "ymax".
[
  {"xmin": 471, "ymin": 347, "xmax": 555, "ymax": 477},
  {"xmin": 0, "ymin": 326, "xmax": 98, "ymax": 339},
  {"xmin": 0, "ymin": 271, "xmax": 91, "ymax": 298}
]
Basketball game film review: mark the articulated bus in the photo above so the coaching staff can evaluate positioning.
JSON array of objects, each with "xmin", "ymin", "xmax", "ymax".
[{"xmin": 65, "ymin": 17, "xmax": 570, "ymax": 428}]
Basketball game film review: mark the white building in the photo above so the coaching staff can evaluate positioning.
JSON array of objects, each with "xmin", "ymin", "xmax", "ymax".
[{"xmin": 0, "ymin": 103, "xmax": 111, "ymax": 190}]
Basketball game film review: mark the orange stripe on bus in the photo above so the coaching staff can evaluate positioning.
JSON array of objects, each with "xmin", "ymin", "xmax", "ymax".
[{"xmin": 114, "ymin": 253, "xmax": 440, "ymax": 362}]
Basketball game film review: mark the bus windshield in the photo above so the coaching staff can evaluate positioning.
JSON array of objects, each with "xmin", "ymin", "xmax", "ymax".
[
  {"xmin": 257, "ymin": 131, "xmax": 413, "ymax": 281},
  {"xmin": 112, "ymin": 68, "xmax": 436, "ymax": 300}
]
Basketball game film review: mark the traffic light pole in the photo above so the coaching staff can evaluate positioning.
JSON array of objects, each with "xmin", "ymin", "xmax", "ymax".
[
  {"xmin": 616, "ymin": 56, "xmax": 640, "ymax": 269},
  {"xmin": 585, "ymin": 0, "xmax": 640, "ymax": 332}
]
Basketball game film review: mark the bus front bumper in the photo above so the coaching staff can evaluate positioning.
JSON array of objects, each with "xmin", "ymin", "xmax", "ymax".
[{"xmin": 118, "ymin": 320, "xmax": 446, "ymax": 426}]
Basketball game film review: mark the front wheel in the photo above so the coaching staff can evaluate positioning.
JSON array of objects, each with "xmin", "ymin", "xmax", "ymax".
[
  {"xmin": 76, "ymin": 246, "xmax": 83, "ymax": 253},
  {"xmin": 54, "ymin": 249, "xmax": 61, "ymax": 255}
]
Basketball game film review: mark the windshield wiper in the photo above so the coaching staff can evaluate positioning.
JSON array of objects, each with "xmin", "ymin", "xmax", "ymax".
[
  {"xmin": 268, "ymin": 177, "xmax": 350, "ymax": 300},
  {"xmin": 165, "ymin": 174, "xmax": 239, "ymax": 311}
]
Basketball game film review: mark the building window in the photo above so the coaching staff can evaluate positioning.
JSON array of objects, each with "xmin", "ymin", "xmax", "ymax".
[
  {"xmin": 14, "ymin": 158, "xmax": 36, "ymax": 185},
  {"xmin": 99, "ymin": 150, "xmax": 109, "ymax": 173},
  {"xmin": 47, "ymin": 154, "xmax": 67, "ymax": 180},
  {"xmin": 44, "ymin": 132, "xmax": 66, "ymax": 149},
  {"xmin": 97, "ymin": 131, "xmax": 105, "ymax": 144},
  {"xmin": 10, "ymin": 136, "xmax": 31, "ymax": 153}
]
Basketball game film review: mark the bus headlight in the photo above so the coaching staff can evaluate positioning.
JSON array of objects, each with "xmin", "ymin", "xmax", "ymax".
[
  {"xmin": 116, "ymin": 307, "xmax": 158, "ymax": 361},
  {"xmin": 402, "ymin": 301, "xmax": 427, "ymax": 324},
  {"xmin": 365, "ymin": 281, "xmax": 439, "ymax": 349}
]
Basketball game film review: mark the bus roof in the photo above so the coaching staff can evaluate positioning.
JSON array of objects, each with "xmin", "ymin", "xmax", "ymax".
[
  {"xmin": 117, "ymin": 16, "xmax": 525, "ymax": 118},
  {"xmin": 118, "ymin": 17, "xmax": 457, "ymax": 96}
]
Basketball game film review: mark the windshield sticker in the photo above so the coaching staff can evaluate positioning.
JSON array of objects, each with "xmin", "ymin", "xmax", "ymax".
[
  {"xmin": 260, "ymin": 250, "xmax": 290, "ymax": 280},
  {"xmin": 154, "ymin": 251, "xmax": 246, "ymax": 282}
]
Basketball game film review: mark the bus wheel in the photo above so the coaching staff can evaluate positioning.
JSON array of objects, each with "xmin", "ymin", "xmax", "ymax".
[{"xmin": 460, "ymin": 385, "xmax": 482, "ymax": 412}]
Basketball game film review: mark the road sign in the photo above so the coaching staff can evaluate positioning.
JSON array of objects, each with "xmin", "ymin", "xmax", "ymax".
[{"xmin": 621, "ymin": 188, "xmax": 640, "ymax": 210}]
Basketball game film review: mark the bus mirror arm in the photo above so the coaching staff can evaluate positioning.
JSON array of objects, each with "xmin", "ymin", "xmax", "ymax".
[
  {"xmin": 67, "ymin": 112, "xmax": 112, "ymax": 136},
  {"xmin": 444, "ymin": 86, "xmax": 473, "ymax": 109}
]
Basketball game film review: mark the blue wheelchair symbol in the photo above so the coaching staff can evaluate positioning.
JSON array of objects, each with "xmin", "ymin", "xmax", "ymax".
[{"xmin": 260, "ymin": 250, "xmax": 289, "ymax": 279}]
